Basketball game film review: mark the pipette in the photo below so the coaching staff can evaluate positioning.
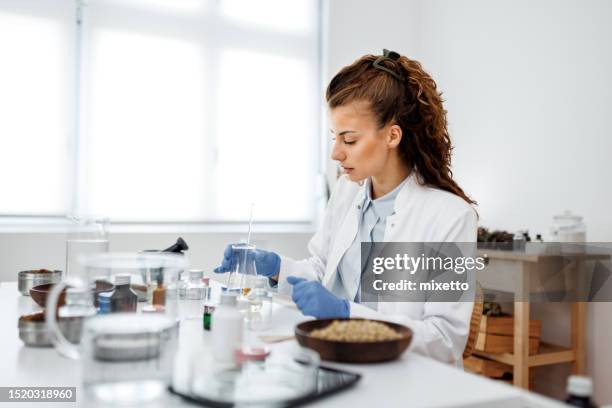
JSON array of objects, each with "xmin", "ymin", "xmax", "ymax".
[{"xmin": 246, "ymin": 202, "xmax": 255, "ymax": 245}]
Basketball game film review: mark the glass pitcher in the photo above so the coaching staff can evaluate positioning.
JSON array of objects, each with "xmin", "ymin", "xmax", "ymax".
[
  {"xmin": 65, "ymin": 216, "xmax": 109, "ymax": 278},
  {"xmin": 46, "ymin": 252, "xmax": 186, "ymax": 405}
]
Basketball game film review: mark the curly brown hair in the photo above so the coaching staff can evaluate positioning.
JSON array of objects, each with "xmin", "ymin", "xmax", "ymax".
[{"xmin": 326, "ymin": 53, "xmax": 477, "ymax": 206}]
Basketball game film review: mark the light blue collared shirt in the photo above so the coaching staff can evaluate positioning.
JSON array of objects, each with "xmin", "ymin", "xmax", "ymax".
[{"xmin": 331, "ymin": 176, "xmax": 409, "ymax": 303}]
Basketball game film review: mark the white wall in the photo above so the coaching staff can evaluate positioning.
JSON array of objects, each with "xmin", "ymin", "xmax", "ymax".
[
  {"xmin": 415, "ymin": 0, "xmax": 612, "ymax": 242},
  {"xmin": 327, "ymin": 0, "xmax": 611, "ymax": 403}
]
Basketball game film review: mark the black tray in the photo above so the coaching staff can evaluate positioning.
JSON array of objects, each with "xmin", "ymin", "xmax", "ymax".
[{"xmin": 168, "ymin": 364, "xmax": 361, "ymax": 407}]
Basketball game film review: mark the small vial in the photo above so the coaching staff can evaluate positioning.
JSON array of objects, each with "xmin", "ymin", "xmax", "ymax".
[
  {"xmin": 566, "ymin": 376, "xmax": 597, "ymax": 408},
  {"xmin": 513, "ymin": 231, "xmax": 526, "ymax": 251},
  {"xmin": 177, "ymin": 270, "xmax": 187, "ymax": 300},
  {"xmin": 203, "ymin": 304, "xmax": 215, "ymax": 331},
  {"xmin": 109, "ymin": 274, "xmax": 138, "ymax": 313},
  {"xmin": 202, "ymin": 276, "xmax": 211, "ymax": 301},
  {"xmin": 152, "ymin": 275, "xmax": 166, "ymax": 306},
  {"xmin": 184, "ymin": 269, "xmax": 205, "ymax": 320},
  {"xmin": 98, "ymin": 292, "xmax": 111, "ymax": 315}
]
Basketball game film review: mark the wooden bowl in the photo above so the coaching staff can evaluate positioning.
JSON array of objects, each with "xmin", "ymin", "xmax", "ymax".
[
  {"xmin": 30, "ymin": 284, "xmax": 67, "ymax": 308},
  {"xmin": 29, "ymin": 280, "xmax": 114, "ymax": 308},
  {"xmin": 295, "ymin": 318, "xmax": 412, "ymax": 363}
]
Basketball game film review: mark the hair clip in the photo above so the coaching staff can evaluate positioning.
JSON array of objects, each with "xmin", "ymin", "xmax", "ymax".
[{"xmin": 373, "ymin": 49, "xmax": 403, "ymax": 81}]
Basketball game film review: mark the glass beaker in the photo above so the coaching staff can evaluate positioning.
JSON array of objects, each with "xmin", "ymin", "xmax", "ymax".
[
  {"xmin": 46, "ymin": 252, "xmax": 186, "ymax": 405},
  {"xmin": 225, "ymin": 243, "xmax": 258, "ymax": 298},
  {"xmin": 245, "ymin": 276, "xmax": 273, "ymax": 331},
  {"xmin": 65, "ymin": 216, "xmax": 109, "ymax": 278}
]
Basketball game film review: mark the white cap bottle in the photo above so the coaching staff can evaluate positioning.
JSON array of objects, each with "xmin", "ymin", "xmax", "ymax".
[
  {"xmin": 566, "ymin": 375, "xmax": 597, "ymax": 408},
  {"xmin": 211, "ymin": 293, "xmax": 243, "ymax": 365}
]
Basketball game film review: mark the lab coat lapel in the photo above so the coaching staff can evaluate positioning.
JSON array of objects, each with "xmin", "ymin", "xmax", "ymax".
[{"xmin": 322, "ymin": 185, "xmax": 365, "ymax": 288}]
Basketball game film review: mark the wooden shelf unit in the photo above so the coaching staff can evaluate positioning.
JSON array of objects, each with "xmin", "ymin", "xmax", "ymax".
[
  {"xmin": 475, "ymin": 249, "xmax": 609, "ymax": 389},
  {"xmin": 474, "ymin": 341, "xmax": 575, "ymax": 368}
]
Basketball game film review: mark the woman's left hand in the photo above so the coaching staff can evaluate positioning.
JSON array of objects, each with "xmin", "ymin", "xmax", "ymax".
[{"xmin": 287, "ymin": 276, "xmax": 350, "ymax": 319}]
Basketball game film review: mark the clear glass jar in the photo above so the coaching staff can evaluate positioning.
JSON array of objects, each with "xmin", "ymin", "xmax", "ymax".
[
  {"xmin": 245, "ymin": 277, "xmax": 273, "ymax": 331},
  {"xmin": 186, "ymin": 269, "xmax": 205, "ymax": 300},
  {"xmin": 184, "ymin": 269, "xmax": 205, "ymax": 320}
]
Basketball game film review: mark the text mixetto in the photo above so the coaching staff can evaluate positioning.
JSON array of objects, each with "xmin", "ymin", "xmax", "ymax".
[{"xmin": 372, "ymin": 279, "xmax": 470, "ymax": 291}]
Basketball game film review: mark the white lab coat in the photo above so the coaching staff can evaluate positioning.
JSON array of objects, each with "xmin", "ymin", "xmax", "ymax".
[{"xmin": 277, "ymin": 172, "xmax": 477, "ymax": 366}]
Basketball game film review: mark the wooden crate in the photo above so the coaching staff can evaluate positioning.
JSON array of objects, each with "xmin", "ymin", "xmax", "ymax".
[
  {"xmin": 480, "ymin": 315, "xmax": 542, "ymax": 338},
  {"xmin": 475, "ymin": 332, "xmax": 540, "ymax": 354},
  {"xmin": 464, "ymin": 356, "xmax": 512, "ymax": 378}
]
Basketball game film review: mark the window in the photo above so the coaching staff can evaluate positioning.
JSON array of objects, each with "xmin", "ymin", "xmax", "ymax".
[
  {"xmin": 0, "ymin": 0, "xmax": 321, "ymax": 224},
  {"xmin": 0, "ymin": 1, "xmax": 75, "ymax": 216}
]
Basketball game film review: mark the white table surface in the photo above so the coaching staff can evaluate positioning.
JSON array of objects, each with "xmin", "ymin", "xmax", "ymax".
[{"xmin": 0, "ymin": 281, "xmax": 565, "ymax": 408}]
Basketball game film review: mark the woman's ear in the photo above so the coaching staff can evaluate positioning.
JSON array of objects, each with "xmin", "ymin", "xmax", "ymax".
[{"xmin": 387, "ymin": 124, "xmax": 403, "ymax": 148}]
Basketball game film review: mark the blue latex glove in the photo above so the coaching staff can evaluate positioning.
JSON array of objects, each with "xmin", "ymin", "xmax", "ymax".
[
  {"xmin": 213, "ymin": 244, "xmax": 281, "ymax": 278},
  {"xmin": 287, "ymin": 276, "xmax": 350, "ymax": 319}
]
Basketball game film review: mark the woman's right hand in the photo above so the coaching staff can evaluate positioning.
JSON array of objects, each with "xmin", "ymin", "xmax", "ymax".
[{"xmin": 213, "ymin": 244, "xmax": 281, "ymax": 279}]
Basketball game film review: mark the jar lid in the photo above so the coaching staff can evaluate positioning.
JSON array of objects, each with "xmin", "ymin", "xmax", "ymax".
[
  {"xmin": 189, "ymin": 269, "xmax": 204, "ymax": 279},
  {"xmin": 553, "ymin": 210, "xmax": 583, "ymax": 222},
  {"xmin": 115, "ymin": 274, "xmax": 131, "ymax": 285},
  {"xmin": 567, "ymin": 375, "xmax": 593, "ymax": 397}
]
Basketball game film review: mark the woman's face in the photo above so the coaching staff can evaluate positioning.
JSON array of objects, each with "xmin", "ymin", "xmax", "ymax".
[{"xmin": 330, "ymin": 101, "xmax": 401, "ymax": 183}]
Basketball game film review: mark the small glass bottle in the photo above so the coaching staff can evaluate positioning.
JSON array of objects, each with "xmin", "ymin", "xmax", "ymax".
[
  {"xmin": 177, "ymin": 270, "xmax": 187, "ymax": 300},
  {"xmin": 152, "ymin": 275, "xmax": 166, "ymax": 306},
  {"xmin": 184, "ymin": 269, "xmax": 205, "ymax": 319},
  {"xmin": 202, "ymin": 276, "xmax": 211, "ymax": 302},
  {"xmin": 186, "ymin": 269, "xmax": 205, "ymax": 300},
  {"xmin": 109, "ymin": 274, "xmax": 138, "ymax": 313},
  {"xmin": 566, "ymin": 376, "xmax": 598, "ymax": 408},
  {"xmin": 98, "ymin": 292, "xmax": 112, "ymax": 315},
  {"xmin": 203, "ymin": 304, "xmax": 215, "ymax": 331},
  {"xmin": 246, "ymin": 276, "xmax": 273, "ymax": 331},
  {"xmin": 513, "ymin": 231, "xmax": 526, "ymax": 251}
]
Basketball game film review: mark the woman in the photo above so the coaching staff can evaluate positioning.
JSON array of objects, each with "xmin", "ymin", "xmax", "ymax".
[{"xmin": 215, "ymin": 50, "xmax": 477, "ymax": 366}]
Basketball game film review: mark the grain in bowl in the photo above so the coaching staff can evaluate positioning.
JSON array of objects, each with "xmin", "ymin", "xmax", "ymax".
[{"xmin": 309, "ymin": 320, "xmax": 402, "ymax": 342}]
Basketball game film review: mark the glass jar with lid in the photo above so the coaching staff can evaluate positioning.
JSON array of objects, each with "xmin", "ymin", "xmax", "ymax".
[{"xmin": 184, "ymin": 269, "xmax": 206, "ymax": 319}]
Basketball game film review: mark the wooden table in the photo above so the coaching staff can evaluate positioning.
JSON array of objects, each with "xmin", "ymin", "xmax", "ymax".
[{"xmin": 474, "ymin": 248, "xmax": 609, "ymax": 389}]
